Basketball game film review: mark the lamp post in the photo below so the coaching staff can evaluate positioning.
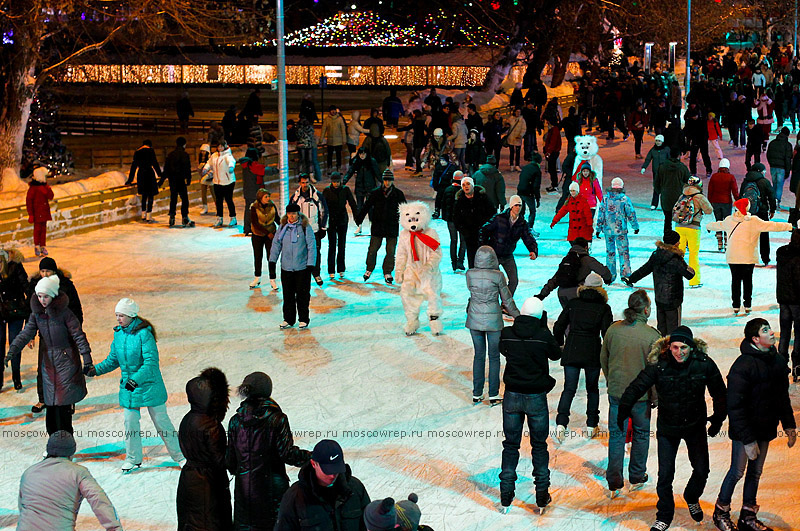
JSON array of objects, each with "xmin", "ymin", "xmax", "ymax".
[
  {"xmin": 686, "ymin": 0, "xmax": 691, "ymax": 99},
  {"xmin": 276, "ymin": 0, "xmax": 289, "ymax": 211}
]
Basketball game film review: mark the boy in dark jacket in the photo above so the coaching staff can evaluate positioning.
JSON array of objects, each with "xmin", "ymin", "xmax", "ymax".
[
  {"xmin": 623, "ymin": 231, "xmax": 695, "ymax": 335},
  {"xmin": 498, "ymin": 297, "xmax": 560, "ymax": 511},
  {"xmin": 158, "ymin": 136, "xmax": 194, "ymax": 227},
  {"xmin": 441, "ymin": 171, "xmax": 466, "ymax": 271},
  {"xmin": 712, "ymin": 319, "xmax": 797, "ymax": 531},
  {"xmin": 517, "ymin": 153, "xmax": 542, "ymax": 235},
  {"xmin": 453, "ymin": 178, "xmax": 496, "ymax": 269},
  {"xmin": 537, "ymin": 237, "xmax": 612, "ymax": 308},
  {"xmin": 776, "ymin": 229, "xmax": 800, "ymax": 379},
  {"xmin": 619, "ymin": 326, "xmax": 727, "ymax": 531},
  {"xmin": 275, "ymin": 439, "xmax": 370, "ymax": 531},
  {"xmin": 322, "ymin": 173, "xmax": 357, "ymax": 279},
  {"xmin": 744, "ymin": 119, "xmax": 764, "ymax": 170},
  {"xmin": 740, "ymin": 162, "xmax": 777, "ymax": 264}
]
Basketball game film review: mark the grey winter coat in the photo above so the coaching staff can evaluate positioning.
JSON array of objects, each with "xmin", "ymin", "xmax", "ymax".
[
  {"xmin": 465, "ymin": 246, "xmax": 519, "ymax": 331},
  {"xmin": 8, "ymin": 293, "xmax": 91, "ymax": 406},
  {"xmin": 18, "ymin": 458, "xmax": 122, "ymax": 530},
  {"xmin": 641, "ymin": 144, "xmax": 671, "ymax": 177}
]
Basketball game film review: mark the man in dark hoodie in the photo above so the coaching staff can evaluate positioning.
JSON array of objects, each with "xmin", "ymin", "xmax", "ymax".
[
  {"xmin": 322, "ymin": 173, "xmax": 357, "ymax": 279},
  {"xmin": 537, "ymin": 237, "xmax": 612, "ymax": 309},
  {"xmin": 744, "ymin": 119, "xmax": 764, "ymax": 170},
  {"xmin": 618, "ymin": 326, "xmax": 727, "ymax": 531},
  {"xmin": 766, "ymin": 126, "xmax": 793, "ymax": 207},
  {"xmin": 453, "ymin": 177, "xmax": 496, "ymax": 269},
  {"xmin": 441, "ymin": 171, "xmax": 466, "ymax": 272},
  {"xmin": 158, "ymin": 136, "xmax": 194, "ymax": 228},
  {"xmin": 472, "ymin": 155, "xmax": 506, "ymax": 212},
  {"xmin": 177, "ymin": 367, "xmax": 232, "ymax": 531},
  {"xmin": 712, "ymin": 319, "xmax": 796, "ymax": 531},
  {"xmin": 498, "ymin": 296, "xmax": 560, "ymax": 511},
  {"xmin": 623, "ymin": 230, "xmax": 695, "ymax": 335},
  {"xmin": 776, "ymin": 229, "xmax": 800, "ymax": 380},
  {"xmin": 740, "ymin": 162, "xmax": 777, "ymax": 264},
  {"xmin": 275, "ymin": 439, "xmax": 370, "ymax": 531},
  {"xmin": 517, "ymin": 152, "xmax": 542, "ymax": 236},
  {"xmin": 654, "ymin": 154, "xmax": 691, "ymax": 235}
]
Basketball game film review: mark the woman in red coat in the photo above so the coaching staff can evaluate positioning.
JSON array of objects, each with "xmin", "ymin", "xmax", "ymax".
[
  {"xmin": 551, "ymin": 181, "xmax": 593, "ymax": 243},
  {"xmin": 26, "ymin": 166, "xmax": 54, "ymax": 257}
]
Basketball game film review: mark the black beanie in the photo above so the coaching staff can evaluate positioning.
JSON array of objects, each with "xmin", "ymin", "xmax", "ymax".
[
  {"xmin": 39, "ymin": 257, "xmax": 57, "ymax": 271},
  {"xmin": 239, "ymin": 372, "xmax": 272, "ymax": 398},
  {"xmin": 47, "ymin": 430, "xmax": 76, "ymax": 457},
  {"xmin": 364, "ymin": 498, "xmax": 396, "ymax": 531},
  {"xmin": 663, "ymin": 230, "xmax": 680, "ymax": 246},
  {"xmin": 669, "ymin": 325, "xmax": 695, "ymax": 348}
]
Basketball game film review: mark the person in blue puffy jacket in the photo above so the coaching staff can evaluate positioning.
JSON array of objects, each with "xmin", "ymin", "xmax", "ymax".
[{"xmin": 90, "ymin": 297, "xmax": 184, "ymax": 471}]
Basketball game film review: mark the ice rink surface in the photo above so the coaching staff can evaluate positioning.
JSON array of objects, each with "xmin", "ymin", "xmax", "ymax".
[{"xmin": 1, "ymin": 131, "xmax": 799, "ymax": 530}]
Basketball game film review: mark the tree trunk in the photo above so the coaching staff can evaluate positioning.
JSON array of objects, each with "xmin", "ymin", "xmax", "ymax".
[
  {"xmin": 480, "ymin": 21, "xmax": 530, "ymax": 94},
  {"xmin": 550, "ymin": 44, "xmax": 573, "ymax": 88}
]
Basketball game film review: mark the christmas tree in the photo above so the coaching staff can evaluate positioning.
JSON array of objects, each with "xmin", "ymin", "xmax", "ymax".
[{"xmin": 22, "ymin": 91, "xmax": 73, "ymax": 179}]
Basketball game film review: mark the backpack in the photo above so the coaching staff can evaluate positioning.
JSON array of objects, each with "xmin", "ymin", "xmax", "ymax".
[
  {"xmin": 741, "ymin": 180, "xmax": 761, "ymax": 214},
  {"xmin": 672, "ymin": 193, "xmax": 698, "ymax": 224},
  {"xmin": 554, "ymin": 250, "xmax": 582, "ymax": 289}
]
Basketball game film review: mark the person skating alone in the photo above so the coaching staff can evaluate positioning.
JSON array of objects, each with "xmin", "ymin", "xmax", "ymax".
[
  {"xmin": 126, "ymin": 139, "xmax": 163, "ymax": 223},
  {"xmin": 269, "ymin": 203, "xmax": 316, "ymax": 330},
  {"xmin": 498, "ymin": 297, "xmax": 560, "ymax": 511},
  {"xmin": 517, "ymin": 152, "xmax": 542, "ymax": 237},
  {"xmin": 26, "ymin": 164, "xmax": 53, "ymax": 256},
  {"xmin": 343, "ymin": 147, "xmax": 380, "ymax": 235},
  {"xmin": 707, "ymin": 159, "xmax": 739, "ymax": 252},
  {"xmin": 618, "ymin": 326, "xmax": 727, "ymax": 531},
  {"xmin": 641, "ymin": 134, "xmax": 671, "ymax": 210},
  {"xmin": 672, "ymin": 176, "xmax": 713, "ymax": 288},
  {"xmin": 712, "ymin": 319, "xmax": 797, "ymax": 531},
  {"xmin": 89, "ymin": 297, "xmax": 183, "ymax": 471},
  {"xmin": 0, "ymin": 248, "xmax": 29, "ymax": 392},
  {"xmin": 322, "ymin": 172, "xmax": 357, "ymax": 280},
  {"xmin": 441, "ymin": 171, "xmax": 467, "ymax": 271},
  {"xmin": 596, "ymin": 177, "xmax": 639, "ymax": 283},
  {"xmin": 551, "ymin": 182, "xmax": 593, "ymax": 244},
  {"xmin": 159, "ymin": 136, "xmax": 195, "ymax": 228}
]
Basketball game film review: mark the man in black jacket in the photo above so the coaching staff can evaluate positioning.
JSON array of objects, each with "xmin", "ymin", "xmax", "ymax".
[
  {"xmin": 538, "ymin": 238, "xmax": 612, "ymax": 309},
  {"xmin": 740, "ymin": 163, "xmax": 777, "ymax": 264},
  {"xmin": 776, "ymin": 229, "xmax": 800, "ymax": 379},
  {"xmin": 498, "ymin": 297, "xmax": 560, "ymax": 512},
  {"xmin": 712, "ymin": 319, "xmax": 797, "ymax": 531},
  {"xmin": 322, "ymin": 173, "xmax": 357, "ymax": 279},
  {"xmin": 479, "ymin": 195, "xmax": 538, "ymax": 295},
  {"xmin": 441, "ymin": 171, "xmax": 466, "ymax": 272},
  {"xmin": 517, "ymin": 153, "xmax": 542, "ymax": 236},
  {"xmin": 619, "ymin": 326, "xmax": 727, "ymax": 531},
  {"xmin": 354, "ymin": 170, "xmax": 407, "ymax": 284},
  {"xmin": 452, "ymin": 177, "xmax": 495, "ymax": 269},
  {"xmin": 275, "ymin": 439, "xmax": 370, "ymax": 531},
  {"xmin": 158, "ymin": 137, "xmax": 194, "ymax": 227},
  {"xmin": 623, "ymin": 231, "xmax": 695, "ymax": 335}
]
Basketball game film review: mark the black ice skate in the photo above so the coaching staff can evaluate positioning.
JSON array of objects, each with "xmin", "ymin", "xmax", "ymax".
[{"xmin": 535, "ymin": 491, "xmax": 551, "ymax": 514}]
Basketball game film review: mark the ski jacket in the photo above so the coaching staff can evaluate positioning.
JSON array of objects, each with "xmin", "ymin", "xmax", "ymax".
[
  {"xmin": 500, "ymin": 314, "xmax": 561, "ymax": 394},
  {"xmin": 553, "ymin": 286, "xmax": 613, "ymax": 368},
  {"xmin": 627, "ymin": 241, "xmax": 694, "ymax": 310},
  {"xmin": 465, "ymin": 246, "xmax": 519, "ymax": 332}
]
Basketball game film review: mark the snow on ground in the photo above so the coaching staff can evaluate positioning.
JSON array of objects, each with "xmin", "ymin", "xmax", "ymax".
[{"xmin": 1, "ymin": 129, "xmax": 800, "ymax": 531}]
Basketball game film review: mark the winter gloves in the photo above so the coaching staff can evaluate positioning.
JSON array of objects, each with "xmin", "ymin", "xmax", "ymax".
[
  {"xmin": 83, "ymin": 363, "xmax": 95, "ymax": 377},
  {"xmin": 125, "ymin": 379, "xmax": 138, "ymax": 392},
  {"xmin": 707, "ymin": 416, "xmax": 722, "ymax": 438}
]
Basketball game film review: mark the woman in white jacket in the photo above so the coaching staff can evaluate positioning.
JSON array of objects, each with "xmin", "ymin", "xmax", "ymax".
[
  {"xmin": 706, "ymin": 198, "xmax": 794, "ymax": 314},
  {"xmin": 203, "ymin": 140, "xmax": 237, "ymax": 228}
]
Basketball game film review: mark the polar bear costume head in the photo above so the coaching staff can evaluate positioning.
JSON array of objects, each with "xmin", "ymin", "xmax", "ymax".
[
  {"xmin": 574, "ymin": 135, "xmax": 599, "ymax": 161},
  {"xmin": 399, "ymin": 201, "xmax": 432, "ymax": 232}
]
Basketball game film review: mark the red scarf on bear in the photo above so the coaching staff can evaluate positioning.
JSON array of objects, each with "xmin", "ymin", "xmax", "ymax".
[{"xmin": 409, "ymin": 231, "xmax": 440, "ymax": 261}]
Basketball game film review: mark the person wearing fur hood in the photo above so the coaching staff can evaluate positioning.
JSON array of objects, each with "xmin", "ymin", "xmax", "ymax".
[
  {"xmin": 177, "ymin": 367, "xmax": 232, "ymax": 530},
  {"xmin": 249, "ymin": 188, "xmax": 279, "ymax": 290},
  {"xmin": 89, "ymin": 298, "xmax": 184, "ymax": 472},
  {"xmin": 269, "ymin": 204, "xmax": 316, "ymax": 329},
  {"xmin": 0, "ymin": 248, "xmax": 29, "ymax": 391},
  {"xmin": 618, "ymin": 325, "xmax": 727, "ymax": 531},
  {"xmin": 706, "ymin": 198, "xmax": 794, "ymax": 314},
  {"xmin": 26, "ymin": 165, "xmax": 54, "ymax": 257},
  {"xmin": 624, "ymin": 230, "xmax": 695, "ymax": 336},
  {"xmin": 553, "ymin": 272, "xmax": 613, "ymax": 442},
  {"xmin": 126, "ymin": 139, "xmax": 163, "ymax": 223}
]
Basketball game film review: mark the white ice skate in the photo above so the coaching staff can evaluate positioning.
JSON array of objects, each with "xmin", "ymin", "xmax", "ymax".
[
  {"xmin": 121, "ymin": 461, "xmax": 141, "ymax": 473},
  {"xmin": 555, "ymin": 425, "xmax": 567, "ymax": 444},
  {"xmin": 249, "ymin": 277, "xmax": 261, "ymax": 289}
]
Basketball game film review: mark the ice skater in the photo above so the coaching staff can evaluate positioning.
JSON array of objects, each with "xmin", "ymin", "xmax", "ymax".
[{"xmin": 596, "ymin": 177, "xmax": 638, "ymax": 282}]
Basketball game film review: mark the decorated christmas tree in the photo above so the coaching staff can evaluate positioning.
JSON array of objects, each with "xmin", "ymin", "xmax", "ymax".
[{"xmin": 22, "ymin": 91, "xmax": 73, "ymax": 179}]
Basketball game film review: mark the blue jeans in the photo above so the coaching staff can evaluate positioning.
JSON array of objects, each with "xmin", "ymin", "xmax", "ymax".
[
  {"xmin": 470, "ymin": 329, "xmax": 501, "ymax": 397},
  {"xmin": 656, "ymin": 427, "xmax": 710, "ymax": 524},
  {"xmin": 607, "ymin": 396, "xmax": 651, "ymax": 490},
  {"xmin": 556, "ymin": 366, "xmax": 601, "ymax": 427},
  {"xmin": 499, "ymin": 391, "xmax": 550, "ymax": 495},
  {"xmin": 771, "ymin": 167, "xmax": 787, "ymax": 204},
  {"xmin": 717, "ymin": 439, "xmax": 770, "ymax": 507}
]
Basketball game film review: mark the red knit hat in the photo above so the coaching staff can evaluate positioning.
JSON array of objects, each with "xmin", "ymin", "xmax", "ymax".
[{"xmin": 734, "ymin": 198, "xmax": 749, "ymax": 216}]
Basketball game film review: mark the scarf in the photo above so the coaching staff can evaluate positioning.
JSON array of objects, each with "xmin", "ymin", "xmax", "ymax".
[{"xmin": 409, "ymin": 230, "xmax": 440, "ymax": 261}]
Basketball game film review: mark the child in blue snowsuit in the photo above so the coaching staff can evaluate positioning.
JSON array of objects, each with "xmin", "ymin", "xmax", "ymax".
[{"xmin": 596, "ymin": 177, "xmax": 639, "ymax": 282}]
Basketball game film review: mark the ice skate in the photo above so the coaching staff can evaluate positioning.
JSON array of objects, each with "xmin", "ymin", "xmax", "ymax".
[
  {"xmin": 269, "ymin": 279, "xmax": 279, "ymax": 291},
  {"xmin": 535, "ymin": 491, "xmax": 551, "ymax": 514},
  {"xmin": 121, "ymin": 461, "xmax": 141, "ymax": 473},
  {"xmin": 738, "ymin": 506, "xmax": 773, "ymax": 531},
  {"xmin": 314, "ymin": 275, "xmax": 323, "ymax": 286},
  {"xmin": 329, "ymin": 273, "xmax": 335, "ymax": 280},
  {"xmin": 629, "ymin": 474, "xmax": 648, "ymax": 492},
  {"xmin": 31, "ymin": 403, "xmax": 45, "ymax": 414},
  {"xmin": 384, "ymin": 274, "xmax": 393, "ymax": 285},
  {"xmin": 298, "ymin": 322, "xmax": 309, "ymax": 330},
  {"xmin": 213, "ymin": 217, "xmax": 223, "ymax": 228},
  {"xmin": 169, "ymin": 217, "xmax": 176, "ymax": 227},
  {"xmin": 686, "ymin": 498, "xmax": 704, "ymax": 522},
  {"xmin": 404, "ymin": 319, "xmax": 419, "ymax": 336},
  {"xmin": 555, "ymin": 425, "xmax": 567, "ymax": 444},
  {"xmin": 488, "ymin": 395, "xmax": 503, "ymax": 406},
  {"xmin": 363, "ymin": 270, "xmax": 372, "ymax": 281},
  {"xmin": 200, "ymin": 205, "xmax": 208, "ymax": 215},
  {"xmin": 712, "ymin": 504, "xmax": 737, "ymax": 531},
  {"xmin": 608, "ymin": 488, "xmax": 622, "ymax": 499},
  {"xmin": 500, "ymin": 490, "xmax": 513, "ymax": 512},
  {"xmin": 586, "ymin": 426, "xmax": 597, "ymax": 439},
  {"xmin": 472, "ymin": 394, "xmax": 484, "ymax": 405},
  {"xmin": 141, "ymin": 212, "xmax": 147, "ymax": 222},
  {"xmin": 228, "ymin": 217, "xmax": 237, "ymax": 227},
  {"xmin": 745, "ymin": 307, "xmax": 752, "ymax": 315},
  {"xmin": 249, "ymin": 277, "xmax": 261, "ymax": 289},
  {"xmin": 354, "ymin": 225, "xmax": 362, "ymax": 235},
  {"xmin": 733, "ymin": 307, "xmax": 740, "ymax": 315},
  {"xmin": 429, "ymin": 315, "xmax": 443, "ymax": 336},
  {"xmin": 39, "ymin": 246, "xmax": 48, "ymax": 257},
  {"xmin": 146, "ymin": 212, "xmax": 155, "ymax": 223},
  {"xmin": 650, "ymin": 520, "xmax": 669, "ymax": 531},
  {"xmin": 182, "ymin": 218, "xmax": 195, "ymax": 228},
  {"xmin": 34, "ymin": 245, "xmax": 41, "ymax": 257},
  {"xmin": 279, "ymin": 321, "xmax": 293, "ymax": 329},
  {"xmin": 338, "ymin": 271, "xmax": 345, "ymax": 279}
]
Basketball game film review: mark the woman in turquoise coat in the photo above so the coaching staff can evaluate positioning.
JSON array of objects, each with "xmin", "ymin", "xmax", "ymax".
[{"xmin": 90, "ymin": 298, "xmax": 183, "ymax": 471}]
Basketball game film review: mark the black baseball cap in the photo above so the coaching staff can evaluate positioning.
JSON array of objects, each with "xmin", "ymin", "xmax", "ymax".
[{"xmin": 312, "ymin": 439, "xmax": 346, "ymax": 475}]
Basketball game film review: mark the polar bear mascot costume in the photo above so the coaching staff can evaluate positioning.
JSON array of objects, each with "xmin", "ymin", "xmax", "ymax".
[
  {"xmin": 395, "ymin": 201, "xmax": 444, "ymax": 336},
  {"xmin": 571, "ymin": 135, "xmax": 604, "ymax": 187}
]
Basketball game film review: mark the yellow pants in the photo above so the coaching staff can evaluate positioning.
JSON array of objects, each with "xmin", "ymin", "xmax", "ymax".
[{"xmin": 676, "ymin": 226, "xmax": 701, "ymax": 286}]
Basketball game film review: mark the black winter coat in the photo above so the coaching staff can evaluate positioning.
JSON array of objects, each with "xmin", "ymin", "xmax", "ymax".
[
  {"xmin": 478, "ymin": 210, "xmax": 538, "ymax": 259},
  {"xmin": 354, "ymin": 185, "xmax": 406, "ymax": 238},
  {"xmin": 654, "ymin": 158, "xmax": 691, "ymax": 215},
  {"xmin": 517, "ymin": 162, "xmax": 542, "ymax": 200},
  {"xmin": 343, "ymin": 156, "xmax": 380, "ymax": 199},
  {"xmin": 776, "ymin": 231, "xmax": 800, "ymax": 304},
  {"xmin": 8, "ymin": 293, "xmax": 91, "ymax": 406},
  {"xmin": 0, "ymin": 253, "xmax": 29, "ymax": 321},
  {"xmin": 727, "ymin": 341, "xmax": 796, "ymax": 444},
  {"xmin": 440, "ymin": 183, "xmax": 460, "ymax": 223},
  {"xmin": 274, "ymin": 463, "xmax": 370, "ymax": 531},
  {"xmin": 322, "ymin": 185, "xmax": 357, "ymax": 227},
  {"xmin": 226, "ymin": 398, "xmax": 311, "ymax": 531},
  {"xmin": 619, "ymin": 337, "xmax": 727, "ymax": 437},
  {"xmin": 553, "ymin": 287, "xmax": 612, "ymax": 368},
  {"xmin": 28, "ymin": 270, "xmax": 82, "ymax": 323},
  {"xmin": 159, "ymin": 146, "xmax": 192, "ymax": 189},
  {"xmin": 500, "ymin": 314, "xmax": 561, "ymax": 394},
  {"xmin": 627, "ymin": 241, "xmax": 694, "ymax": 310},
  {"xmin": 177, "ymin": 369, "xmax": 232, "ymax": 531},
  {"xmin": 453, "ymin": 187, "xmax": 495, "ymax": 236},
  {"xmin": 740, "ymin": 171, "xmax": 776, "ymax": 216},
  {"xmin": 126, "ymin": 145, "xmax": 163, "ymax": 197}
]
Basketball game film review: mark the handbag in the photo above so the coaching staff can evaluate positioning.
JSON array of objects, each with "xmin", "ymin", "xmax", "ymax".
[{"xmin": 501, "ymin": 118, "xmax": 520, "ymax": 148}]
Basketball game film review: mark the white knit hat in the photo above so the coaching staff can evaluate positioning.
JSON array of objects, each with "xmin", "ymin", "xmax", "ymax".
[
  {"xmin": 35, "ymin": 275, "xmax": 60, "ymax": 298},
  {"xmin": 461, "ymin": 176, "xmax": 474, "ymax": 187},
  {"xmin": 569, "ymin": 181, "xmax": 580, "ymax": 193},
  {"xmin": 433, "ymin": 128, "xmax": 443, "ymax": 137},
  {"xmin": 611, "ymin": 177, "xmax": 624, "ymax": 189},
  {"xmin": 32, "ymin": 167, "xmax": 49, "ymax": 183},
  {"xmin": 520, "ymin": 297, "xmax": 543, "ymax": 318},
  {"xmin": 655, "ymin": 134, "xmax": 665, "ymax": 143},
  {"xmin": 584, "ymin": 272, "xmax": 604, "ymax": 287},
  {"xmin": 115, "ymin": 297, "xmax": 139, "ymax": 317},
  {"xmin": 509, "ymin": 195, "xmax": 523, "ymax": 207},
  {"xmin": 719, "ymin": 158, "xmax": 730, "ymax": 169}
]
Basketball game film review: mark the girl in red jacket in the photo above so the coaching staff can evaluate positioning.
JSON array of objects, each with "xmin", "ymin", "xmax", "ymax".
[
  {"xmin": 707, "ymin": 112, "xmax": 724, "ymax": 160},
  {"xmin": 26, "ymin": 166, "xmax": 54, "ymax": 257},
  {"xmin": 551, "ymin": 182, "xmax": 593, "ymax": 243}
]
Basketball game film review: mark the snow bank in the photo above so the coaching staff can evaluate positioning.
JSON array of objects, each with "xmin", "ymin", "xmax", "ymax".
[{"xmin": 0, "ymin": 170, "xmax": 128, "ymax": 209}]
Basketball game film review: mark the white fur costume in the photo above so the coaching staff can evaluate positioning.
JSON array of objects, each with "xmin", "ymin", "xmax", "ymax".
[
  {"xmin": 571, "ymin": 135, "xmax": 604, "ymax": 187},
  {"xmin": 395, "ymin": 202, "xmax": 444, "ymax": 335}
]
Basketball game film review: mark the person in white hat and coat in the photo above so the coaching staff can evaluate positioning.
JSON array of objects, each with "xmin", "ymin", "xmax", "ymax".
[{"xmin": 87, "ymin": 298, "xmax": 184, "ymax": 471}]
